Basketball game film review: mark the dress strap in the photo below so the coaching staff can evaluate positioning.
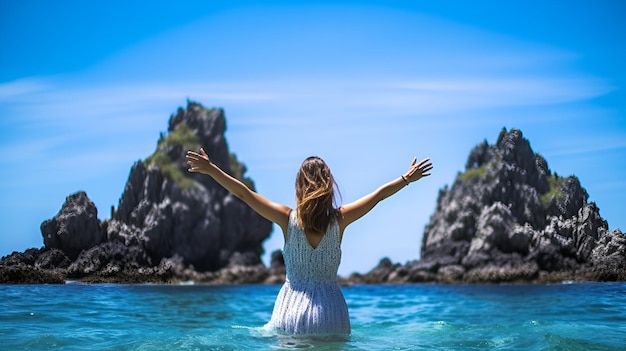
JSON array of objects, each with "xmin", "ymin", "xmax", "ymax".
[{"xmin": 286, "ymin": 210, "xmax": 301, "ymax": 245}]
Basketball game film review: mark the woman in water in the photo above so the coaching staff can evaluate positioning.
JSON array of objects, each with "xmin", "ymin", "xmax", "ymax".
[{"xmin": 186, "ymin": 149, "xmax": 432, "ymax": 334}]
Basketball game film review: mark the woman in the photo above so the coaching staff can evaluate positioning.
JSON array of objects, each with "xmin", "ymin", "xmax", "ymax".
[{"xmin": 186, "ymin": 149, "xmax": 432, "ymax": 334}]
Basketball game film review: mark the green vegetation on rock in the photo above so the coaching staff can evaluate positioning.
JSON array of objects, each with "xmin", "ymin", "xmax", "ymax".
[
  {"xmin": 147, "ymin": 153, "xmax": 197, "ymax": 189},
  {"xmin": 540, "ymin": 174, "xmax": 567, "ymax": 208},
  {"xmin": 459, "ymin": 163, "xmax": 488, "ymax": 181},
  {"xmin": 144, "ymin": 120, "xmax": 255, "ymax": 191},
  {"xmin": 162, "ymin": 122, "xmax": 199, "ymax": 151},
  {"xmin": 145, "ymin": 122, "xmax": 199, "ymax": 189}
]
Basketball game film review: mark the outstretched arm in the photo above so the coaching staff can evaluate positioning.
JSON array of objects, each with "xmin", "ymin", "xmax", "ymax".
[
  {"xmin": 186, "ymin": 148, "xmax": 291, "ymax": 235},
  {"xmin": 338, "ymin": 157, "xmax": 432, "ymax": 233}
]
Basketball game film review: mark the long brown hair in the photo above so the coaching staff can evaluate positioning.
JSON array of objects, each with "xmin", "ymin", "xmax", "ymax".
[{"xmin": 295, "ymin": 156, "xmax": 340, "ymax": 233}]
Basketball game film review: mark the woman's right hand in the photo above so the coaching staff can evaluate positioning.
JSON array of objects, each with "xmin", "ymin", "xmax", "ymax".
[{"xmin": 186, "ymin": 148, "xmax": 213, "ymax": 174}]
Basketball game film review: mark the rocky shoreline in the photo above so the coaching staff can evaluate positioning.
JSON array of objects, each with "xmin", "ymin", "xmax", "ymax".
[
  {"xmin": 0, "ymin": 245, "xmax": 287, "ymax": 285},
  {"xmin": 1, "ymin": 103, "xmax": 624, "ymax": 284},
  {"xmin": 2, "ymin": 244, "xmax": 623, "ymax": 285}
]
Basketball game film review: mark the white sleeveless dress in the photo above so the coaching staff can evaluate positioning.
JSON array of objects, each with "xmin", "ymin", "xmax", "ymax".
[{"xmin": 266, "ymin": 211, "xmax": 351, "ymax": 334}]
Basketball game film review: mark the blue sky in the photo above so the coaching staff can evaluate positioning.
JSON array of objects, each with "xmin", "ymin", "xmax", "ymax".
[{"xmin": 1, "ymin": 0, "xmax": 624, "ymax": 276}]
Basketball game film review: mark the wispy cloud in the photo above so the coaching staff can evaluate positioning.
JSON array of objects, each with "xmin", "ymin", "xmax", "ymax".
[
  {"xmin": 545, "ymin": 138, "xmax": 626, "ymax": 157},
  {"xmin": 1, "ymin": 71, "xmax": 614, "ymax": 141},
  {"xmin": 0, "ymin": 77, "xmax": 50, "ymax": 99}
]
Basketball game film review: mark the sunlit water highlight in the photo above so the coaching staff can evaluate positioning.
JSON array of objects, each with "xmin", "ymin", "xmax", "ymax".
[{"xmin": 2, "ymin": 282, "xmax": 624, "ymax": 350}]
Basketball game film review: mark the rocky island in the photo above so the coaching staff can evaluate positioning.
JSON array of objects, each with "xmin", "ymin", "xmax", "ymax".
[
  {"xmin": 1, "ymin": 101, "xmax": 284, "ymax": 284},
  {"xmin": 1, "ymin": 102, "xmax": 624, "ymax": 284},
  {"xmin": 353, "ymin": 128, "xmax": 625, "ymax": 283}
]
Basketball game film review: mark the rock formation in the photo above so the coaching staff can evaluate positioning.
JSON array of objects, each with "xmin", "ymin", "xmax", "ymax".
[
  {"xmin": 41, "ymin": 192, "xmax": 105, "ymax": 260},
  {"xmin": 107, "ymin": 101, "xmax": 272, "ymax": 271},
  {"xmin": 354, "ymin": 128, "xmax": 625, "ymax": 283},
  {"xmin": 3, "ymin": 115, "xmax": 623, "ymax": 284},
  {"xmin": 1, "ymin": 101, "xmax": 280, "ymax": 284}
]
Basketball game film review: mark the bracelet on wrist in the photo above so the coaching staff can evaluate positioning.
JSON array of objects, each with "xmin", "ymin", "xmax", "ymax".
[{"xmin": 401, "ymin": 175, "xmax": 410, "ymax": 186}]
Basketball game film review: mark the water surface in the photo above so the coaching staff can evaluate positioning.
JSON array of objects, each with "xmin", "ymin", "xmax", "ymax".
[{"xmin": 2, "ymin": 282, "xmax": 625, "ymax": 350}]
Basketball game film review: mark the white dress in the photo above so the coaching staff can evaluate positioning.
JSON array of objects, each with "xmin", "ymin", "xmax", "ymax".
[{"xmin": 266, "ymin": 211, "xmax": 351, "ymax": 334}]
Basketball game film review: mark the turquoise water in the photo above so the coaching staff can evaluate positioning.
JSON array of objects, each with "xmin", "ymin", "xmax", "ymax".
[{"xmin": 1, "ymin": 282, "xmax": 625, "ymax": 350}]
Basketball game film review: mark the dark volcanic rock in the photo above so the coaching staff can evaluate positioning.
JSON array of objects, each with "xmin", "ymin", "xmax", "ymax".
[
  {"xmin": 0, "ymin": 101, "xmax": 274, "ymax": 283},
  {"xmin": 109, "ymin": 101, "xmax": 272, "ymax": 271},
  {"xmin": 362, "ymin": 127, "xmax": 625, "ymax": 283},
  {"xmin": 41, "ymin": 192, "xmax": 105, "ymax": 260},
  {"xmin": 67, "ymin": 240, "xmax": 152, "ymax": 278},
  {"xmin": 0, "ymin": 248, "xmax": 66, "ymax": 284}
]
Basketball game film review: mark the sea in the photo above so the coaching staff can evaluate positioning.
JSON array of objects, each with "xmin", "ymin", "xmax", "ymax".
[{"xmin": 1, "ymin": 282, "xmax": 625, "ymax": 350}]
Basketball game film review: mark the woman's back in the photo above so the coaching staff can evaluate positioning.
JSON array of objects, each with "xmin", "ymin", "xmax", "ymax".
[{"xmin": 283, "ymin": 211, "xmax": 342, "ymax": 284}]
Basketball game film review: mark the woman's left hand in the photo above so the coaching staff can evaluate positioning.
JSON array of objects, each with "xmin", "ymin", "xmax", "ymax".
[{"xmin": 404, "ymin": 157, "xmax": 433, "ymax": 183}]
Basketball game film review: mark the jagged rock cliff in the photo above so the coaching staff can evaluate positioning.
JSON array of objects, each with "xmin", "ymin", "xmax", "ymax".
[
  {"xmin": 1, "ymin": 101, "xmax": 280, "ymax": 284},
  {"xmin": 354, "ymin": 128, "xmax": 625, "ymax": 283},
  {"xmin": 41, "ymin": 192, "xmax": 105, "ymax": 260},
  {"xmin": 107, "ymin": 101, "xmax": 272, "ymax": 271}
]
